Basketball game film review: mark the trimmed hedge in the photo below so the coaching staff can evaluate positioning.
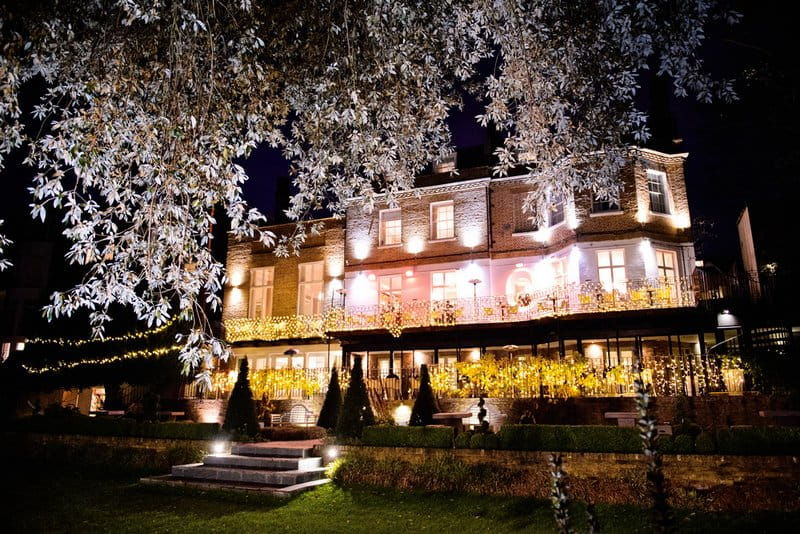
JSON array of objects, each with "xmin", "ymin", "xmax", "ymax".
[
  {"xmin": 362, "ymin": 425, "xmax": 454, "ymax": 448},
  {"xmin": 11, "ymin": 416, "xmax": 220, "ymax": 440},
  {"xmin": 497, "ymin": 425, "xmax": 642, "ymax": 453},
  {"xmin": 714, "ymin": 427, "xmax": 800, "ymax": 455}
]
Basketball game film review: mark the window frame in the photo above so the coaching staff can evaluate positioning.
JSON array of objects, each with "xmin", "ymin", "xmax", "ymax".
[
  {"xmin": 655, "ymin": 248, "xmax": 678, "ymax": 284},
  {"xmin": 430, "ymin": 269, "xmax": 458, "ymax": 302},
  {"xmin": 379, "ymin": 208, "xmax": 402, "ymax": 247},
  {"xmin": 248, "ymin": 266, "xmax": 274, "ymax": 318},
  {"xmin": 379, "ymin": 273, "xmax": 403, "ymax": 306},
  {"xmin": 297, "ymin": 261, "xmax": 324, "ymax": 315},
  {"xmin": 596, "ymin": 249, "xmax": 627, "ymax": 294},
  {"xmin": 430, "ymin": 200, "xmax": 455, "ymax": 241},
  {"xmin": 646, "ymin": 169, "xmax": 671, "ymax": 215}
]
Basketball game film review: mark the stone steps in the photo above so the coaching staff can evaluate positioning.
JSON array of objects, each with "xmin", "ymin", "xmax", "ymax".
[
  {"xmin": 141, "ymin": 439, "xmax": 330, "ymax": 497},
  {"xmin": 203, "ymin": 454, "xmax": 322, "ymax": 471},
  {"xmin": 171, "ymin": 463, "xmax": 328, "ymax": 486}
]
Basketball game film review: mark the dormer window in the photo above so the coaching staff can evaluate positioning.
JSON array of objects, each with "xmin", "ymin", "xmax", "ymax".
[
  {"xmin": 433, "ymin": 153, "xmax": 457, "ymax": 173},
  {"xmin": 647, "ymin": 170, "xmax": 670, "ymax": 214},
  {"xmin": 379, "ymin": 208, "xmax": 402, "ymax": 246}
]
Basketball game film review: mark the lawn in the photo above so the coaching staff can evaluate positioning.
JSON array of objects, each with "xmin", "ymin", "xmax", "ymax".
[{"xmin": 2, "ymin": 466, "xmax": 798, "ymax": 533}]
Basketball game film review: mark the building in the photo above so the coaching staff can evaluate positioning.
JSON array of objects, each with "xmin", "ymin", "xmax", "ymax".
[{"xmin": 223, "ymin": 148, "xmax": 762, "ymax": 399}]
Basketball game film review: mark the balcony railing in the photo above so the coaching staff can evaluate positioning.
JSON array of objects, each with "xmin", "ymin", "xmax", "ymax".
[
  {"xmin": 327, "ymin": 277, "xmax": 696, "ymax": 336},
  {"xmin": 224, "ymin": 278, "xmax": 697, "ymax": 342}
]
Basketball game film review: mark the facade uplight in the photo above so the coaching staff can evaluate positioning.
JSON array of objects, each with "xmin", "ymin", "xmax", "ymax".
[{"xmin": 407, "ymin": 236, "xmax": 425, "ymax": 255}]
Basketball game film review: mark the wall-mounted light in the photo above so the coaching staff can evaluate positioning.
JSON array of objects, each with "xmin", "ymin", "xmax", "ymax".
[
  {"xmin": 229, "ymin": 268, "xmax": 246, "ymax": 287},
  {"xmin": 462, "ymin": 227, "xmax": 481, "ymax": 248},
  {"xmin": 354, "ymin": 239, "xmax": 370, "ymax": 260},
  {"xmin": 367, "ymin": 273, "xmax": 376, "ymax": 281},
  {"xmin": 404, "ymin": 269, "xmax": 414, "ymax": 278},
  {"xmin": 407, "ymin": 236, "xmax": 424, "ymax": 255}
]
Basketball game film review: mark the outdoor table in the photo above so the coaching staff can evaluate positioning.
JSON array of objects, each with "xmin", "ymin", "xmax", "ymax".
[{"xmin": 432, "ymin": 411, "xmax": 472, "ymax": 434}]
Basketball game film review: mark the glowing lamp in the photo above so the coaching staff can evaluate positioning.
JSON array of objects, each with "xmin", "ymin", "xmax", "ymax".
[
  {"xmin": 515, "ymin": 262, "xmax": 524, "ymax": 268},
  {"xmin": 407, "ymin": 236, "xmax": 424, "ymax": 255},
  {"xmin": 211, "ymin": 441, "xmax": 228, "ymax": 455},
  {"xmin": 354, "ymin": 240, "xmax": 370, "ymax": 260},
  {"xmin": 405, "ymin": 269, "xmax": 414, "ymax": 278},
  {"xmin": 326, "ymin": 446, "xmax": 339, "ymax": 459},
  {"xmin": 229, "ymin": 269, "xmax": 246, "ymax": 288},
  {"xmin": 367, "ymin": 273, "xmax": 376, "ymax": 281},
  {"xmin": 462, "ymin": 228, "xmax": 481, "ymax": 248},
  {"xmin": 393, "ymin": 404, "xmax": 412, "ymax": 426}
]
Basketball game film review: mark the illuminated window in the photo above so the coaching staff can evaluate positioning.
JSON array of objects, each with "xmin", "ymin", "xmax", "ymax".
[
  {"xmin": 431, "ymin": 201, "xmax": 455, "ymax": 240},
  {"xmin": 248, "ymin": 267, "xmax": 274, "ymax": 318},
  {"xmin": 513, "ymin": 193, "xmax": 537, "ymax": 233},
  {"xmin": 298, "ymin": 261, "xmax": 324, "ymax": 315},
  {"xmin": 379, "ymin": 274, "xmax": 403, "ymax": 306},
  {"xmin": 430, "ymin": 270, "xmax": 458, "ymax": 302},
  {"xmin": 548, "ymin": 193, "xmax": 565, "ymax": 227},
  {"xmin": 655, "ymin": 249, "xmax": 677, "ymax": 284},
  {"xmin": 597, "ymin": 249, "xmax": 627, "ymax": 293},
  {"xmin": 647, "ymin": 170, "xmax": 670, "ymax": 214},
  {"xmin": 379, "ymin": 208, "xmax": 402, "ymax": 246},
  {"xmin": 592, "ymin": 195, "xmax": 620, "ymax": 213}
]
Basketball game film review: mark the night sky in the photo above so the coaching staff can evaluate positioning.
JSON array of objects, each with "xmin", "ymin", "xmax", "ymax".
[{"xmin": 1, "ymin": 0, "xmax": 798, "ymax": 298}]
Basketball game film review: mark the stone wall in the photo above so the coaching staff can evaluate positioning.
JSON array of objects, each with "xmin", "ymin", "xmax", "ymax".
[{"xmin": 338, "ymin": 445, "xmax": 800, "ymax": 511}]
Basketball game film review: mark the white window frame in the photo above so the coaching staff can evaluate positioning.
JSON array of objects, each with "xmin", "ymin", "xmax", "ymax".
[
  {"xmin": 430, "ymin": 200, "xmax": 455, "ymax": 240},
  {"xmin": 597, "ymin": 249, "xmax": 627, "ymax": 294},
  {"xmin": 297, "ymin": 261, "xmax": 324, "ymax": 315},
  {"xmin": 547, "ymin": 193, "xmax": 566, "ymax": 227},
  {"xmin": 647, "ymin": 169, "xmax": 671, "ymax": 215},
  {"xmin": 379, "ymin": 208, "xmax": 402, "ymax": 247},
  {"xmin": 379, "ymin": 274, "xmax": 403, "ymax": 307},
  {"xmin": 248, "ymin": 266, "xmax": 274, "ymax": 318},
  {"xmin": 430, "ymin": 270, "xmax": 458, "ymax": 302},
  {"xmin": 655, "ymin": 249, "xmax": 678, "ymax": 284}
]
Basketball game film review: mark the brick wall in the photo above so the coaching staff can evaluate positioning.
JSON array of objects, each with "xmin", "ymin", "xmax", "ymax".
[{"xmin": 222, "ymin": 218, "xmax": 344, "ymax": 321}]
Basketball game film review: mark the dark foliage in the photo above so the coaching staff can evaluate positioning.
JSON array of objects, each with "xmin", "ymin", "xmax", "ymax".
[
  {"xmin": 11, "ymin": 415, "xmax": 220, "ymax": 439},
  {"xmin": 361, "ymin": 425, "xmax": 453, "ymax": 448},
  {"xmin": 336, "ymin": 356, "xmax": 375, "ymax": 438},
  {"xmin": 409, "ymin": 364, "xmax": 439, "ymax": 426},
  {"xmin": 223, "ymin": 358, "xmax": 259, "ymax": 437},
  {"xmin": 317, "ymin": 367, "xmax": 342, "ymax": 430}
]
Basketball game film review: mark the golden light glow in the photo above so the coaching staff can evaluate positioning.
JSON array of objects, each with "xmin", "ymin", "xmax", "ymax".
[
  {"xmin": 405, "ymin": 269, "xmax": 414, "ymax": 278},
  {"xmin": 229, "ymin": 268, "xmax": 246, "ymax": 287},
  {"xmin": 462, "ymin": 227, "xmax": 481, "ymax": 248},
  {"xmin": 354, "ymin": 239, "xmax": 370, "ymax": 260},
  {"xmin": 673, "ymin": 213, "xmax": 691, "ymax": 229},
  {"xmin": 533, "ymin": 227, "xmax": 550, "ymax": 243},
  {"xmin": 393, "ymin": 404, "xmax": 412, "ymax": 426},
  {"xmin": 469, "ymin": 349, "xmax": 481, "ymax": 361},
  {"xmin": 586, "ymin": 343, "xmax": 603, "ymax": 360},
  {"xmin": 407, "ymin": 236, "xmax": 425, "ymax": 255},
  {"xmin": 327, "ymin": 260, "xmax": 344, "ymax": 278},
  {"xmin": 636, "ymin": 207, "xmax": 648, "ymax": 224}
]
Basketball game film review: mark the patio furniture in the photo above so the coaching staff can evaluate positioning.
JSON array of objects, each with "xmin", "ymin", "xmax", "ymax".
[
  {"xmin": 758, "ymin": 410, "xmax": 800, "ymax": 425},
  {"xmin": 604, "ymin": 411, "xmax": 639, "ymax": 427},
  {"xmin": 276, "ymin": 404, "xmax": 316, "ymax": 427},
  {"xmin": 432, "ymin": 411, "xmax": 472, "ymax": 434}
]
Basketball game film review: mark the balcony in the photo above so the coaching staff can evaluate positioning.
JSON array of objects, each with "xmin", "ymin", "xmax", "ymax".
[
  {"xmin": 327, "ymin": 277, "xmax": 697, "ymax": 337},
  {"xmin": 224, "ymin": 278, "xmax": 697, "ymax": 342}
]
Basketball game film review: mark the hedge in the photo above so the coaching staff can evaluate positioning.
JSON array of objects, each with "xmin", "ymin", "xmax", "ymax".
[
  {"xmin": 362, "ymin": 425, "xmax": 454, "ymax": 448},
  {"xmin": 11, "ymin": 416, "xmax": 220, "ymax": 440},
  {"xmin": 496, "ymin": 425, "xmax": 642, "ymax": 453},
  {"xmin": 714, "ymin": 427, "xmax": 800, "ymax": 455}
]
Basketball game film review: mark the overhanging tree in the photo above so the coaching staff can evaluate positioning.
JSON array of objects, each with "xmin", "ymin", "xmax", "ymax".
[{"xmin": 0, "ymin": 1, "xmax": 738, "ymax": 382}]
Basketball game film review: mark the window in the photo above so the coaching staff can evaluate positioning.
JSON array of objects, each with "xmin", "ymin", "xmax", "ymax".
[
  {"xmin": 655, "ymin": 249, "xmax": 678, "ymax": 284},
  {"xmin": 433, "ymin": 153, "xmax": 456, "ymax": 173},
  {"xmin": 248, "ymin": 267, "xmax": 274, "ymax": 318},
  {"xmin": 430, "ymin": 270, "xmax": 458, "ymax": 302},
  {"xmin": 647, "ymin": 170, "xmax": 670, "ymax": 214},
  {"xmin": 379, "ymin": 274, "xmax": 403, "ymax": 306},
  {"xmin": 592, "ymin": 195, "xmax": 620, "ymax": 214},
  {"xmin": 597, "ymin": 249, "xmax": 627, "ymax": 293},
  {"xmin": 297, "ymin": 261, "xmax": 324, "ymax": 315},
  {"xmin": 513, "ymin": 193, "xmax": 537, "ymax": 233},
  {"xmin": 548, "ymin": 193, "xmax": 565, "ymax": 227},
  {"xmin": 551, "ymin": 257, "xmax": 567, "ymax": 289},
  {"xmin": 379, "ymin": 208, "xmax": 402, "ymax": 246},
  {"xmin": 431, "ymin": 201, "xmax": 455, "ymax": 240}
]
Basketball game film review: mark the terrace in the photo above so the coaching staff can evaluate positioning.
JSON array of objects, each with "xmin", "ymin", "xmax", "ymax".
[{"xmin": 226, "ymin": 276, "xmax": 716, "ymax": 343}]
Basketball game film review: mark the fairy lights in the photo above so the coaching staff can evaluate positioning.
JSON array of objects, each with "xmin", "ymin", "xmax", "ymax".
[
  {"xmin": 224, "ymin": 315, "xmax": 326, "ymax": 343},
  {"xmin": 21, "ymin": 345, "xmax": 182, "ymax": 375},
  {"xmin": 26, "ymin": 317, "xmax": 178, "ymax": 348}
]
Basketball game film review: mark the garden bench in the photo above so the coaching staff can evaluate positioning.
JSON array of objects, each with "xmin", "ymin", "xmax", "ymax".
[
  {"xmin": 432, "ymin": 412, "xmax": 472, "ymax": 434},
  {"xmin": 157, "ymin": 411, "xmax": 185, "ymax": 421},
  {"xmin": 89, "ymin": 410, "xmax": 125, "ymax": 417},
  {"xmin": 604, "ymin": 411, "xmax": 639, "ymax": 427},
  {"xmin": 277, "ymin": 404, "xmax": 316, "ymax": 427}
]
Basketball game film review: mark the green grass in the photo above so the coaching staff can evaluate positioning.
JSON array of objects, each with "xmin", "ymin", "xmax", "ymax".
[{"xmin": 2, "ymin": 466, "xmax": 798, "ymax": 533}]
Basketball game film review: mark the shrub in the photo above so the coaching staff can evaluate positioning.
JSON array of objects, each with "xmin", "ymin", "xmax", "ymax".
[
  {"xmin": 714, "ymin": 427, "xmax": 800, "ymax": 455},
  {"xmin": 655, "ymin": 435, "xmax": 675, "ymax": 454},
  {"xmin": 497, "ymin": 425, "xmax": 641, "ymax": 453},
  {"xmin": 223, "ymin": 358, "xmax": 259, "ymax": 437},
  {"xmin": 694, "ymin": 431, "xmax": 715, "ymax": 454},
  {"xmin": 336, "ymin": 356, "xmax": 375, "ymax": 439},
  {"xmin": 673, "ymin": 434, "xmax": 694, "ymax": 454},
  {"xmin": 259, "ymin": 425, "xmax": 327, "ymax": 441},
  {"xmin": 454, "ymin": 430, "xmax": 473, "ymax": 449},
  {"xmin": 317, "ymin": 367, "xmax": 342, "ymax": 430},
  {"xmin": 362, "ymin": 425, "xmax": 454, "ymax": 448},
  {"xmin": 409, "ymin": 364, "xmax": 439, "ymax": 426},
  {"xmin": 10, "ymin": 415, "xmax": 219, "ymax": 440},
  {"xmin": 469, "ymin": 432, "xmax": 499, "ymax": 450}
]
